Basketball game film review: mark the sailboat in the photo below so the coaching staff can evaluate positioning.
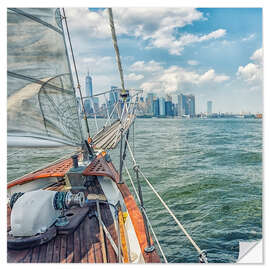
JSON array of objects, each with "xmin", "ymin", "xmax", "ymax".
[{"xmin": 7, "ymin": 8, "xmax": 208, "ymax": 263}]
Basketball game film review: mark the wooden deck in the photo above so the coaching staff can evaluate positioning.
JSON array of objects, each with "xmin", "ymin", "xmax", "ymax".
[
  {"xmin": 7, "ymin": 179, "xmax": 118, "ymax": 263},
  {"xmin": 7, "ymin": 154, "xmax": 161, "ymax": 263}
]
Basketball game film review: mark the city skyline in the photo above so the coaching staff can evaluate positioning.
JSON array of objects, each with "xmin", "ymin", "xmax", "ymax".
[
  {"xmin": 65, "ymin": 8, "xmax": 262, "ymax": 113},
  {"xmin": 83, "ymin": 70, "xmax": 262, "ymax": 115},
  {"xmin": 80, "ymin": 69, "xmax": 262, "ymax": 118}
]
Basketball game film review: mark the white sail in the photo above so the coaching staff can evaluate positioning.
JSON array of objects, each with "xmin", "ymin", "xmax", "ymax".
[{"xmin": 7, "ymin": 8, "xmax": 83, "ymax": 147}]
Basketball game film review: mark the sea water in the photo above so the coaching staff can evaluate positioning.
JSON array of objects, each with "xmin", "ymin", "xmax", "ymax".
[{"xmin": 7, "ymin": 118, "xmax": 262, "ymax": 263}]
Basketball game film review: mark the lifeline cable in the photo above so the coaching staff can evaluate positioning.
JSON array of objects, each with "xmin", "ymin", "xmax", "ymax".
[{"xmin": 124, "ymin": 164, "xmax": 168, "ymax": 263}]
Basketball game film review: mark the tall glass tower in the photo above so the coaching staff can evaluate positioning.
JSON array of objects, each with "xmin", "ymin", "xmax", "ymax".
[
  {"xmin": 177, "ymin": 94, "xmax": 195, "ymax": 117},
  {"xmin": 85, "ymin": 71, "xmax": 93, "ymax": 97}
]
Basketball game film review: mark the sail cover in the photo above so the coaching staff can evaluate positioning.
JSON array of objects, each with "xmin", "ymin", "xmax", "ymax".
[{"xmin": 7, "ymin": 8, "xmax": 83, "ymax": 147}]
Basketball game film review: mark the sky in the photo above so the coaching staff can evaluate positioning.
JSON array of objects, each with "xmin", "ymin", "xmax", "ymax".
[{"xmin": 64, "ymin": 7, "xmax": 263, "ymax": 114}]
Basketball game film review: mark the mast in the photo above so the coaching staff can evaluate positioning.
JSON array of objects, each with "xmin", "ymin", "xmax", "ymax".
[{"xmin": 108, "ymin": 8, "xmax": 128, "ymax": 101}]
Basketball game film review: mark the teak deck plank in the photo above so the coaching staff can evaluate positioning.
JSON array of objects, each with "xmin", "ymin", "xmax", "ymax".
[
  {"xmin": 66, "ymin": 233, "xmax": 74, "ymax": 263},
  {"xmin": 80, "ymin": 220, "xmax": 88, "ymax": 263},
  {"xmin": 60, "ymin": 236, "xmax": 67, "ymax": 263},
  {"xmin": 31, "ymin": 246, "xmax": 40, "ymax": 263},
  {"xmin": 38, "ymin": 242, "xmax": 47, "ymax": 262},
  {"xmin": 7, "ymin": 178, "xmax": 117, "ymax": 264},
  {"xmin": 52, "ymin": 236, "xmax": 61, "ymax": 263}
]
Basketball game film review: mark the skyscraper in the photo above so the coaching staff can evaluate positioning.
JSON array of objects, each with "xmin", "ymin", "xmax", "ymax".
[
  {"xmin": 177, "ymin": 94, "xmax": 183, "ymax": 116},
  {"xmin": 153, "ymin": 97, "xmax": 160, "ymax": 117},
  {"xmin": 165, "ymin": 101, "xmax": 173, "ymax": 116},
  {"xmin": 84, "ymin": 72, "xmax": 99, "ymax": 116},
  {"xmin": 146, "ymin": 93, "xmax": 154, "ymax": 116},
  {"xmin": 159, "ymin": 97, "xmax": 165, "ymax": 116},
  {"xmin": 188, "ymin": 95, "xmax": 195, "ymax": 116},
  {"xmin": 84, "ymin": 72, "xmax": 93, "ymax": 115},
  {"xmin": 207, "ymin": 101, "xmax": 213, "ymax": 115},
  {"xmin": 85, "ymin": 71, "xmax": 93, "ymax": 97},
  {"xmin": 177, "ymin": 94, "xmax": 196, "ymax": 117}
]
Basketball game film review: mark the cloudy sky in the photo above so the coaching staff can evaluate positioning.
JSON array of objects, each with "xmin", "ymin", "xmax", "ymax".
[{"xmin": 64, "ymin": 7, "xmax": 263, "ymax": 114}]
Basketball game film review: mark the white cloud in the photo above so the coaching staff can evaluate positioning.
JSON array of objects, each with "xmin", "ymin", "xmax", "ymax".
[
  {"xmin": 130, "ymin": 60, "xmax": 163, "ymax": 73},
  {"xmin": 250, "ymin": 48, "xmax": 263, "ymax": 64},
  {"xmin": 65, "ymin": 8, "xmax": 226, "ymax": 56},
  {"xmin": 237, "ymin": 48, "xmax": 263, "ymax": 85},
  {"xmin": 187, "ymin": 60, "xmax": 199, "ymax": 66},
  {"xmin": 138, "ymin": 61, "xmax": 229, "ymax": 94},
  {"xmin": 237, "ymin": 63, "xmax": 262, "ymax": 83},
  {"xmin": 150, "ymin": 28, "xmax": 226, "ymax": 55},
  {"xmin": 126, "ymin": 73, "xmax": 144, "ymax": 81},
  {"xmin": 199, "ymin": 69, "xmax": 229, "ymax": 83}
]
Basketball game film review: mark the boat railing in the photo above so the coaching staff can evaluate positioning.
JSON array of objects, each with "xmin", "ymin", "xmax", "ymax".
[{"xmin": 80, "ymin": 88, "xmax": 143, "ymax": 150}]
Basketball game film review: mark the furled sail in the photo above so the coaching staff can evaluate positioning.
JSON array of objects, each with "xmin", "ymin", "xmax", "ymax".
[{"xmin": 7, "ymin": 8, "xmax": 83, "ymax": 147}]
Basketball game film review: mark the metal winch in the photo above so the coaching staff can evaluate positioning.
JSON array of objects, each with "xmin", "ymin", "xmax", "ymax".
[{"xmin": 9, "ymin": 190, "xmax": 85, "ymax": 237}]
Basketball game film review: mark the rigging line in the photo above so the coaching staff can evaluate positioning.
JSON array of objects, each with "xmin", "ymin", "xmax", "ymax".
[
  {"xmin": 62, "ymin": 8, "xmax": 91, "ymax": 140},
  {"xmin": 124, "ymin": 137, "xmax": 207, "ymax": 262},
  {"xmin": 7, "ymin": 71, "xmax": 72, "ymax": 94},
  {"xmin": 7, "ymin": 149, "xmax": 24, "ymax": 159},
  {"xmin": 8, "ymin": 8, "xmax": 62, "ymax": 35},
  {"xmin": 104, "ymin": 102, "xmax": 118, "ymax": 127},
  {"xmin": 137, "ymin": 167, "xmax": 207, "ymax": 263},
  {"xmin": 82, "ymin": 88, "xmax": 142, "ymax": 99},
  {"xmin": 108, "ymin": 8, "xmax": 126, "ymax": 94},
  {"xmin": 113, "ymin": 90, "xmax": 121, "ymax": 119},
  {"xmin": 112, "ymin": 98, "xmax": 126, "ymax": 147},
  {"xmin": 124, "ymin": 163, "xmax": 168, "ymax": 263},
  {"xmin": 82, "ymin": 87, "xmax": 125, "ymax": 99},
  {"xmin": 103, "ymin": 93, "xmax": 112, "ymax": 126}
]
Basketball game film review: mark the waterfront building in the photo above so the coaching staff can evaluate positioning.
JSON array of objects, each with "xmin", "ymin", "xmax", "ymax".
[
  {"xmin": 92, "ymin": 96, "xmax": 99, "ymax": 113},
  {"xmin": 189, "ymin": 95, "xmax": 195, "ymax": 116},
  {"xmin": 153, "ymin": 97, "xmax": 160, "ymax": 117},
  {"xmin": 177, "ymin": 94, "xmax": 183, "ymax": 116},
  {"xmin": 146, "ymin": 92, "xmax": 154, "ymax": 116},
  {"xmin": 84, "ymin": 99, "xmax": 92, "ymax": 116},
  {"xmin": 172, "ymin": 103, "xmax": 177, "ymax": 117},
  {"xmin": 177, "ymin": 93, "xmax": 195, "ymax": 117},
  {"xmin": 165, "ymin": 100, "xmax": 173, "ymax": 116},
  {"xmin": 207, "ymin": 101, "xmax": 213, "ymax": 115},
  {"xmin": 159, "ymin": 97, "xmax": 165, "ymax": 116}
]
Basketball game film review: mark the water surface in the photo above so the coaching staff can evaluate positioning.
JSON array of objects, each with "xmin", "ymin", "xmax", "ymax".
[{"xmin": 7, "ymin": 118, "xmax": 262, "ymax": 263}]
